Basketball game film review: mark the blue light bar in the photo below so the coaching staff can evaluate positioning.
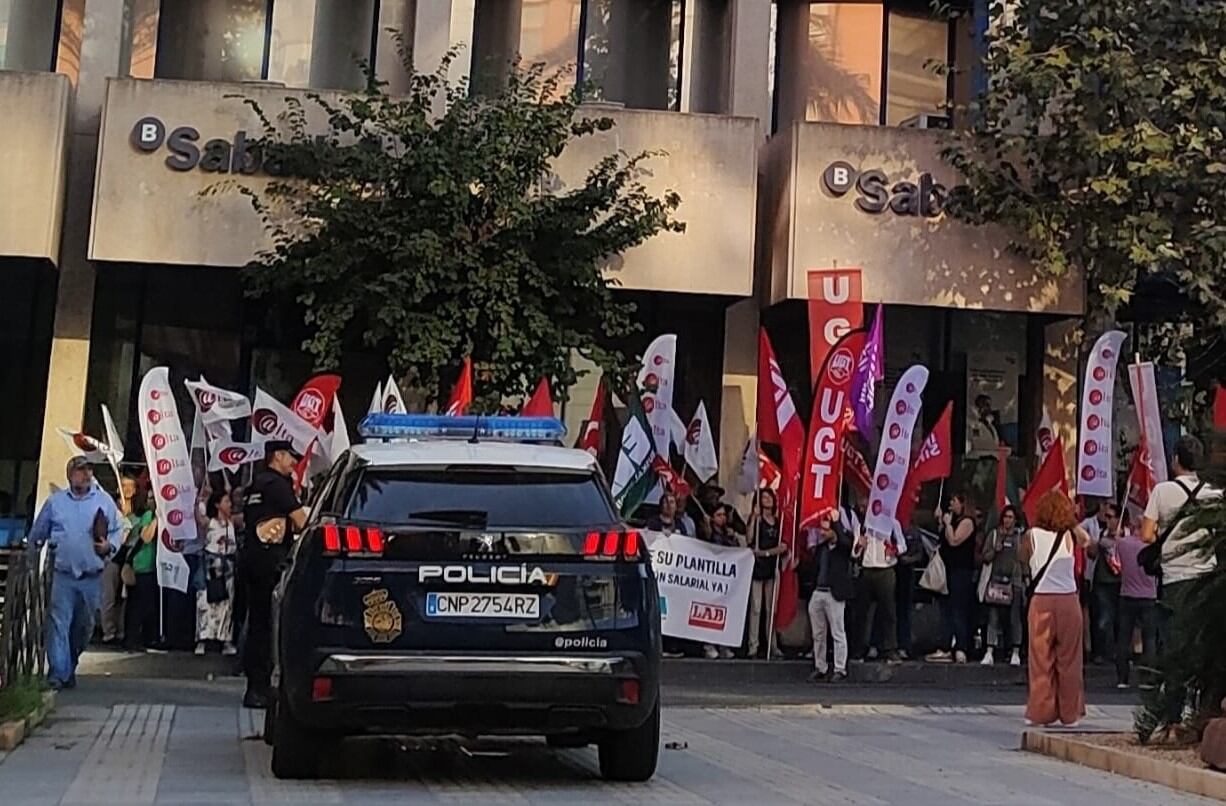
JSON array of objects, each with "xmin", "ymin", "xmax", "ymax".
[{"xmin": 357, "ymin": 414, "xmax": 567, "ymax": 442}]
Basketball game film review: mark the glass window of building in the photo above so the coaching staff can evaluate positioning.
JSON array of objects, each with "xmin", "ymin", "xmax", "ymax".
[
  {"xmin": 803, "ymin": 2, "xmax": 883, "ymax": 125},
  {"xmin": 156, "ymin": 0, "xmax": 272, "ymax": 82},
  {"xmin": 520, "ymin": 0, "xmax": 583, "ymax": 97},
  {"xmin": 885, "ymin": 8, "xmax": 950, "ymax": 125},
  {"xmin": 0, "ymin": 0, "xmax": 62, "ymax": 71},
  {"xmin": 774, "ymin": 1, "xmax": 952, "ymax": 130},
  {"xmin": 582, "ymin": 0, "xmax": 682, "ymax": 111}
]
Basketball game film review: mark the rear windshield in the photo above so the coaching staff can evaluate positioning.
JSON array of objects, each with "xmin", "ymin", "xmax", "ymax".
[{"xmin": 344, "ymin": 468, "xmax": 617, "ymax": 529}]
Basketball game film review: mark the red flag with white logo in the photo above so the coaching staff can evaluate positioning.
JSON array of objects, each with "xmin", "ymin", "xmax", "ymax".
[
  {"xmin": 291, "ymin": 374, "xmax": 341, "ymax": 430},
  {"xmin": 445, "ymin": 358, "xmax": 473, "ymax": 416},
  {"xmin": 1124, "ymin": 438, "xmax": 1157, "ymax": 525},
  {"xmin": 757, "ymin": 328, "xmax": 807, "ymax": 631},
  {"xmin": 575, "ymin": 380, "xmax": 606, "ymax": 456},
  {"xmin": 798, "ymin": 329, "xmax": 864, "ymax": 530},
  {"xmin": 897, "ymin": 402, "xmax": 953, "ymax": 528}
]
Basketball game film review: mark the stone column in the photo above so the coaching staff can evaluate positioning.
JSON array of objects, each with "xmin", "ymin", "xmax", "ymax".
[
  {"xmin": 35, "ymin": 0, "xmax": 127, "ymax": 504},
  {"xmin": 309, "ymin": 0, "xmax": 378, "ymax": 90},
  {"xmin": 374, "ymin": 0, "xmax": 417, "ymax": 94},
  {"xmin": 469, "ymin": 0, "xmax": 521, "ymax": 96}
]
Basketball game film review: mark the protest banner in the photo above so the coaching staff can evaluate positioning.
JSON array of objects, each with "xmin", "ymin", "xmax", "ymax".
[
  {"xmin": 644, "ymin": 531, "xmax": 754, "ymax": 648},
  {"xmin": 806, "ymin": 268, "xmax": 863, "ymax": 385},
  {"xmin": 138, "ymin": 367, "xmax": 195, "ymax": 593},
  {"xmin": 865, "ymin": 364, "xmax": 928, "ymax": 537},
  {"xmin": 251, "ymin": 387, "xmax": 321, "ymax": 457},
  {"xmin": 1077, "ymin": 330, "xmax": 1127, "ymax": 497}
]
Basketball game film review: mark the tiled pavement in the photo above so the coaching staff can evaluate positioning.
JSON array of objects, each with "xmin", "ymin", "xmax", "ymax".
[{"xmin": 0, "ymin": 702, "xmax": 1214, "ymax": 805}]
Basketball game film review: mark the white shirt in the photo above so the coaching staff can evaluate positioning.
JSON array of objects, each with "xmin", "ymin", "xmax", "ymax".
[
  {"xmin": 204, "ymin": 518, "xmax": 237, "ymax": 556},
  {"xmin": 1028, "ymin": 528, "xmax": 1078, "ymax": 595},
  {"xmin": 1144, "ymin": 474, "xmax": 1221, "ymax": 584},
  {"xmin": 845, "ymin": 507, "xmax": 906, "ymax": 569}
]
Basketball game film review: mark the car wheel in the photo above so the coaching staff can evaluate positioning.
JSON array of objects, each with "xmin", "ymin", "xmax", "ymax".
[
  {"xmin": 597, "ymin": 703, "xmax": 659, "ymax": 782},
  {"xmin": 270, "ymin": 688, "xmax": 319, "ymax": 779}
]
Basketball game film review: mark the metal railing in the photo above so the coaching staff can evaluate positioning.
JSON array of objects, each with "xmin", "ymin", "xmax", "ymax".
[{"xmin": 0, "ymin": 546, "xmax": 53, "ymax": 690}]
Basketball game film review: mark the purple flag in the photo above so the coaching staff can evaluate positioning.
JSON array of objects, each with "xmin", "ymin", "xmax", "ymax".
[{"xmin": 851, "ymin": 304, "xmax": 884, "ymax": 436}]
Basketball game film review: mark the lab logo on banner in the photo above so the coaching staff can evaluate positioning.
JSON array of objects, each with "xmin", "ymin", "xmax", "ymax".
[
  {"xmin": 688, "ymin": 602, "xmax": 727, "ymax": 631},
  {"xmin": 219, "ymin": 446, "xmax": 250, "ymax": 465}
]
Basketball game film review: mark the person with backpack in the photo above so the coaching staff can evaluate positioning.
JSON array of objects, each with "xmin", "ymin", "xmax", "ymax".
[
  {"xmin": 1138, "ymin": 435, "xmax": 1221, "ymax": 734},
  {"xmin": 1020, "ymin": 490, "xmax": 1092, "ymax": 727}
]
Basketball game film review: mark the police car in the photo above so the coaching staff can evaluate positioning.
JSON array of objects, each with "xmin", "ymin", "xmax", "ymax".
[{"xmin": 265, "ymin": 414, "xmax": 662, "ymax": 781}]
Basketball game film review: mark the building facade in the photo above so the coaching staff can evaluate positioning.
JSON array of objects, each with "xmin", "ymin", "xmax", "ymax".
[{"xmin": 1, "ymin": 0, "xmax": 1080, "ymax": 514}]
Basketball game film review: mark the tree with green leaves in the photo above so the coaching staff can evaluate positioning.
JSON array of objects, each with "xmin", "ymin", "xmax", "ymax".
[
  {"xmin": 237, "ymin": 52, "xmax": 683, "ymax": 410},
  {"xmin": 942, "ymin": 0, "xmax": 1226, "ymax": 341}
]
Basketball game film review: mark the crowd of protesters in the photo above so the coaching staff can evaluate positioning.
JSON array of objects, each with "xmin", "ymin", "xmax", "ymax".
[
  {"xmin": 26, "ymin": 440, "xmax": 304, "ymax": 709},
  {"xmin": 661, "ymin": 434, "xmax": 1218, "ymax": 731}
]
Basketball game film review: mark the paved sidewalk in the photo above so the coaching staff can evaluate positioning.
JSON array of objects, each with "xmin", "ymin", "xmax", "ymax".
[{"xmin": 0, "ymin": 700, "xmax": 1213, "ymax": 805}]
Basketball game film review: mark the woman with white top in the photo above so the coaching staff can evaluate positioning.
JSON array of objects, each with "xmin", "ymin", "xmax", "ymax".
[
  {"xmin": 1019, "ymin": 490, "xmax": 1091, "ymax": 726},
  {"xmin": 196, "ymin": 491, "xmax": 239, "ymax": 656}
]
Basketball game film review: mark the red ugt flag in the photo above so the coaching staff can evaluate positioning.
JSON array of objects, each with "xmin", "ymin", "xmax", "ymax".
[
  {"xmin": 291, "ymin": 374, "xmax": 341, "ymax": 430},
  {"xmin": 897, "ymin": 401, "xmax": 953, "ymax": 528},
  {"xmin": 757, "ymin": 328, "xmax": 806, "ymax": 630}
]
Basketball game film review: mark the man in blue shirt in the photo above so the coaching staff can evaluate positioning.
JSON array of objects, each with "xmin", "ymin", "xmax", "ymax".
[{"xmin": 28, "ymin": 456, "xmax": 125, "ymax": 689}]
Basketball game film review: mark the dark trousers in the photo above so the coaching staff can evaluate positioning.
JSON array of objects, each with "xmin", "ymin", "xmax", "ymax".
[
  {"xmin": 124, "ymin": 573, "xmax": 160, "ymax": 651},
  {"xmin": 1091, "ymin": 581, "xmax": 1120, "ymax": 660},
  {"xmin": 1115, "ymin": 596, "xmax": 1157, "ymax": 685},
  {"xmin": 1157, "ymin": 579, "xmax": 1195, "ymax": 722},
  {"xmin": 852, "ymin": 567, "xmax": 897, "ymax": 657},
  {"xmin": 240, "ymin": 550, "xmax": 279, "ymax": 696},
  {"xmin": 895, "ymin": 565, "xmax": 915, "ymax": 653},
  {"xmin": 941, "ymin": 567, "xmax": 976, "ymax": 654}
]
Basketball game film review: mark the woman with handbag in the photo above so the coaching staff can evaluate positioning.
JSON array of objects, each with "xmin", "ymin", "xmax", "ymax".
[
  {"xmin": 1020, "ymin": 490, "xmax": 1091, "ymax": 727},
  {"xmin": 122, "ymin": 491, "xmax": 160, "ymax": 652},
  {"xmin": 195, "ymin": 491, "xmax": 238, "ymax": 656},
  {"xmin": 980, "ymin": 505, "xmax": 1025, "ymax": 667},
  {"xmin": 927, "ymin": 493, "xmax": 978, "ymax": 663}
]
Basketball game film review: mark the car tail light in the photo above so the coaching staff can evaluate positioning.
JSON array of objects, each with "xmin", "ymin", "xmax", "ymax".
[
  {"xmin": 617, "ymin": 679, "xmax": 641, "ymax": 705},
  {"xmin": 582, "ymin": 530, "xmax": 643, "ymax": 561},
  {"xmin": 312, "ymin": 676, "xmax": 334, "ymax": 702},
  {"xmin": 321, "ymin": 525, "xmax": 386, "ymax": 556}
]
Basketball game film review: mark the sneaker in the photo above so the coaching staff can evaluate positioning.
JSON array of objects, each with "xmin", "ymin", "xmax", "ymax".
[
  {"xmin": 194, "ymin": 642, "xmax": 206, "ymax": 656},
  {"xmin": 866, "ymin": 647, "xmax": 879, "ymax": 660},
  {"xmin": 702, "ymin": 645, "xmax": 719, "ymax": 660},
  {"xmin": 1024, "ymin": 718, "xmax": 1051, "ymax": 727},
  {"xmin": 1116, "ymin": 682, "xmax": 1130, "ymax": 689},
  {"xmin": 884, "ymin": 651, "xmax": 903, "ymax": 665},
  {"xmin": 807, "ymin": 669, "xmax": 828, "ymax": 683},
  {"xmin": 145, "ymin": 646, "xmax": 168, "ymax": 655},
  {"xmin": 718, "ymin": 648, "xmax": 735, "ymax": 660},
  {"xmin": 769, "ymin": 649, "xmax": 785, "ymax": 660},
  {"xmin": 222, "ymin": 643, "xmax": 238, "ymax": 657},
  {"xmin": 1010, "ymin": 649, "xmax": 1022, "ymax": 667},
  {"xmin": 831, "ymin": 671, "xmax": 848, "ymax": 682},
  {"xmin": 954, "ymin": 651, "xmax": 968, "ymax": 664},
  {"xmin": 980, "ymin": 649, "xmax": 995, "ymax": 666},
  {"xmin": 1060, "ymin": 720, "xmax": 1082, "ymax": 729},
  {"xmin": 898, "ymin": 649, "xmax": 910, "ymax": 661},
  {"xmin": 925, "ymin": 650, "xmax": 953, "ymax": 663}
]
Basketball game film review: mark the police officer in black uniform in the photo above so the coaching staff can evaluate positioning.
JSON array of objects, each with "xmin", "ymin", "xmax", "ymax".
[{"xmin": 240, "ymin": 440, "xmax": 307, "ymax": 709}]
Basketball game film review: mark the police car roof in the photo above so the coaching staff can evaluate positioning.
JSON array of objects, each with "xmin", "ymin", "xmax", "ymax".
[{"xmin": 350, "ymin": 440, "xmax": 600, "ymax": 472}]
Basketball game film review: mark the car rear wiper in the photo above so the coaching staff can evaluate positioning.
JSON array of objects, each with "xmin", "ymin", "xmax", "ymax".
[{"xmin": 404, "ymin": 509, "xmax": 489, "ymax": 527}]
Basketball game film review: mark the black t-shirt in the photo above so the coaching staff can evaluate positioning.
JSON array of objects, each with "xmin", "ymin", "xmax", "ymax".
[
  {"xmin": 753, "ymin": 519, "xmax": 781, "ymax": 580},
  {"xmin": 242, "ymin": 468, "xmax": 300, "ymax": 566},
  {"xmin": 940, "ymin": 515, "xmax": 978, "ymax": 571}
]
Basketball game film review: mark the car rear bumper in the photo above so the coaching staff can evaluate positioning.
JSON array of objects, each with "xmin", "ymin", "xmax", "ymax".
[{"xmin": 284, "ymin": 650, "xmax": 658, "ymax": 736}]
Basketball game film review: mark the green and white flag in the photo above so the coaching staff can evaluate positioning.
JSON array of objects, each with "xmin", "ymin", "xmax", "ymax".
[{"xmin": 611, "ymin": 392, "xmax": 658, "ymax": 517}]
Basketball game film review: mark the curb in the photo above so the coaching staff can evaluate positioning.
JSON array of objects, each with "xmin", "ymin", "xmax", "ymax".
[
  {"xmin": 1022, "ymin": 730, "xmax": 1226, "ymax": 801},
  {"xmin": 0, "ymin": 690, "xmax": 56, "ymax": 753}
]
